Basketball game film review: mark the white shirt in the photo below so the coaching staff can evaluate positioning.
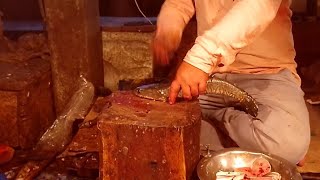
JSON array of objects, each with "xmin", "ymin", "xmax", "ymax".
[{"xmin": 157, "ymin": 0, "xmax": 299, "ymax": 83}]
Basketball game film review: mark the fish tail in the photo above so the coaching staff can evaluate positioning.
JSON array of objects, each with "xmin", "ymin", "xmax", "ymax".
[
  {"xmin": 207, "ymin": 77, "xmax": 259, "ymax": 117},
  {"xmin": 239, "ymin": 93, "xmax": 259, "ymax": 117}
]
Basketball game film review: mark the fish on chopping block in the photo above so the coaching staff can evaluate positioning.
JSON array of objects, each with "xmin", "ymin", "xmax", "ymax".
[{"xmin": 134, "ymin": 75, "xmax": 259, "ymax": 117}]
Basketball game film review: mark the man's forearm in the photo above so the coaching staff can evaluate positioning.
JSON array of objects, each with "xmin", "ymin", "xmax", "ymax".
[{"xmin": 156, "ymin": 0, "xmax": 195, "ymax": 38}]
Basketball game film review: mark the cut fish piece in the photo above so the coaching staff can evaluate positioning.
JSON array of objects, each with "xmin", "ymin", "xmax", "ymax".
[{"xmin": 251, "ymin": 157, "xmax": 272, "ymax": 177}]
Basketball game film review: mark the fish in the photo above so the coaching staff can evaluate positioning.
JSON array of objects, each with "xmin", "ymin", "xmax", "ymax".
[
  {"xmin": 134, "ymin": 76, "xmax": 259, "ymax": 117},
  {"xmin": 14, "ymin": 76, "xmax": 95, "ymax": 180}
]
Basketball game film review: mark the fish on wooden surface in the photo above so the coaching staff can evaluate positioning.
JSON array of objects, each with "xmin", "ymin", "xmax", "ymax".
[{"xmin": 134, "ymin": 76, "xmax": 259, "ymax": 117}]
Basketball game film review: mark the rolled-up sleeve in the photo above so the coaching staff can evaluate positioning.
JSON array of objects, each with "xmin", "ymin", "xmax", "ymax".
[
  {"xmin": 156, "ymin": 0, "xmax": 195, "ymax": 34},
  {"xmin": 184, "ymin": 0, "xmax": 282, "ymax": 74}
]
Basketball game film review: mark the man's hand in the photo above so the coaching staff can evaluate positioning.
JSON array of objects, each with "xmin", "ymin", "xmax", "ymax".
[
  {"xmin": 169, "ymin": 61, "xmax": 209, "ymax": 104},
  {"xmin": 152, "ymin": 29, "xmax": 182, "ymax": 66}
]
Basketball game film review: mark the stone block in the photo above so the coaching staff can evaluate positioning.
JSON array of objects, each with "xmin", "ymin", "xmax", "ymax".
[
  {"xmin": 101, "ymin": 22, "xmax": 197, "ymax": 91},
  {"xmin": 102, "ymin": 28, "xmax": 154, "ymax": 91}
]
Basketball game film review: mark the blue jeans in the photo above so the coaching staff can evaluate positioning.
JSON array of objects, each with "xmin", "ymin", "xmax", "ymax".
[{"xmin": 199, "ymin": 69, "xmax": 310, "ymax": 164}]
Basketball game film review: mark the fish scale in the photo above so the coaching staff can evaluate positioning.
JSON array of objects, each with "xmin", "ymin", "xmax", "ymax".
[{"xmin": 134, "ymin": 76, "xmax": 259, "ymax": 117}]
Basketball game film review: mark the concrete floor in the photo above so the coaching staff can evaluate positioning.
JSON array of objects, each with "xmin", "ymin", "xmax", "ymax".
[
  {"xmin": 298, "ymin": 102, "xmax": 320, "ymax": 173},
  {"xmin": 295, "ymin": 71, "xmax": 320, "ymax": 177}
]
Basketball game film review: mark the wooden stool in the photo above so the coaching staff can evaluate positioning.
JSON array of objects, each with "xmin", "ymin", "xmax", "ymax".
[{"xmin": 98, "ymin": 91, "xmax": 201, "ymax": 180}]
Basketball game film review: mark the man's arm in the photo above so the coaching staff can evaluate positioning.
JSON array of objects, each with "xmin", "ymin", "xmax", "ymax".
[
  {"xmin": 168, "ymin": 0, "xmax": 283, "ymax": 104},
  {"xmin": 153, "ymin": 0, "xmax": 195, "ymax": 65},
  {"xmin": 157, "ymin": 0, "xmax": 195, "ymax": 34},
  {"xmin": 184, "ymin": 0, "xmax": 282, "ymax": 74}
]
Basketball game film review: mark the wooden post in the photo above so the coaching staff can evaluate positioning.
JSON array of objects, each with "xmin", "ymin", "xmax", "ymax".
[
  {"xmin": 98, "ymin": 92, "xmax": 201, "ymax": 180},
  {"xmin": 43, "ymin": 0, "xmax": 104, "ymax": 114},
  {"xmin": 307, "ymin": 0, "xmax": 318, "ymax": 17},
  {"xmin": 0, "ymin": 11, "xmax": 3, "ymax": 38}
]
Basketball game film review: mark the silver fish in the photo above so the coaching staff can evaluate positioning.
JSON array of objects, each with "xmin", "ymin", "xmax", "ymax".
[{"xmin": 134, "ymin": 76, "xmax": 259, "ymax": 117}]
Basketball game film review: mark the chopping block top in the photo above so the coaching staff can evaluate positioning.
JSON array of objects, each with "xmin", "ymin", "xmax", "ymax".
[{"xmin": 97, "ymin": 91, "xmax": 202, "ymax": 128}]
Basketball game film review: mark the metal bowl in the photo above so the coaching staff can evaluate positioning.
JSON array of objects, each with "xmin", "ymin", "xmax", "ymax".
[{"xmin": 197, "ymin": 148, "xmax": 302, "ymax": 180}]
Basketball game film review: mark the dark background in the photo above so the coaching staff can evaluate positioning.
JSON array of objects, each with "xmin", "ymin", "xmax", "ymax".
[
  {"xmin": 0, "ymin": 0, "xmax": 314, "ymax": 20},
  {"xmin": 0, "ymin": 0, "xmax": 165, "ymax": 20}
]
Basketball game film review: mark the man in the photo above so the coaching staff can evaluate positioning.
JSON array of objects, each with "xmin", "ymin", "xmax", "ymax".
[{"xmin": 152, "ymin": 0, "xmax": 310, "ymax": 165}]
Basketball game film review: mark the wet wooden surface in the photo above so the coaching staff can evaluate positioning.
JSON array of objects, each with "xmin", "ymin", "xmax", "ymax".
[
  {"xmin": 0, "ymin": 58, "xmax": 55, "ymax": 149},
  {"xmin": 98, "ymin": 91, "xmax": 201, "ymax": 180},
  {"xmin": 1, "ymin": 94, "xmax": 317, "ymax": 179},
  {"xmin": 0, "ymin": 97, "xmax": 106, "ymax": 179}
]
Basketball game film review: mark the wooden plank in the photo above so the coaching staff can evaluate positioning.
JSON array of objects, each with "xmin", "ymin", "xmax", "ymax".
[
  {"xmin": 0, "ymin": 58, "xmax": 55, "ymax": 149},
  {"xmin": 0, "ymin": 91, "xmax": 19, "ymax": 147},
  {"xmin": 43, "ymin": 0, "xmax": 104, "ymax": 114},
  {"xmin": 52, "ymin": 97, "xmax": 108, "ymax": 174}
]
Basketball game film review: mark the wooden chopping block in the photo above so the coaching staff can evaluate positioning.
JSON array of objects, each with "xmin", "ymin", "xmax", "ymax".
[
  {"xmin": 98, "ymin": 91, "xmax": 202, "ymax": 180},
  {"xmin": 0, "ymin": 58, "xmax": 55, "ymax": 149}
]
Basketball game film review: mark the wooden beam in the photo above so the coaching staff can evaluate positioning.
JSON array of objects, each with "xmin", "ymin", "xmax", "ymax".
[{"xmin": 43, "ymin": 0, "xmax": 104, "ymax": 114}]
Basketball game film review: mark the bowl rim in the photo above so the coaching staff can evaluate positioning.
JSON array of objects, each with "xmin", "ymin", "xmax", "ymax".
[{"xmin": 197, "ymin": 147, "xmax": 302, "ymax": 180}]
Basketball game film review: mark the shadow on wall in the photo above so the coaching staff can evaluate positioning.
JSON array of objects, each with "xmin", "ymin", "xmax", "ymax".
[
  {"xmin": 101, "ymin": 0, "xmax": 164, "ymax": 17},
  {"xmin": 0, "ymin": 0, "xmax": 165, "ymax": 21},
  {"xmin": 291, "ymin": 0, "xmax": 307, "ymax": 13}
]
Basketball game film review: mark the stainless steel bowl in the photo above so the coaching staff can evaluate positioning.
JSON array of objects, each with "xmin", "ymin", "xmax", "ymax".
[{"xmin": 197, "ymin": 148, "xmax": 302, "ymax": 180}]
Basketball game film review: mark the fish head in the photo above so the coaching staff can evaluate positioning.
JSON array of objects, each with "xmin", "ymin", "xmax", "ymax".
[{"xmin": 134, "ymin": 83, "xmax": 170, "ymax": 102}]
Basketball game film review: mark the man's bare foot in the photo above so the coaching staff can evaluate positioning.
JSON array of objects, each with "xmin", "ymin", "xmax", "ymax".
[{"xmin": 297, "ymin": 157, "xmax": 306, "ymax": 167}]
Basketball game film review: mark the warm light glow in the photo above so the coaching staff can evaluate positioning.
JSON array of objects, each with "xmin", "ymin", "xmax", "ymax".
[
  {"xmin": 220, "ymin": 159, "xmax": 228, "ymax": 167},
  {"xmin": 233, "ymin": 157, "xmax": 246, "ymax": 168}
]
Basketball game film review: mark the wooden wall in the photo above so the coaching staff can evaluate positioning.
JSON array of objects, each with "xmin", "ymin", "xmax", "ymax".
[{"xmin": 0, "ymin": 0, "xmax": 164, "ymax": 20}]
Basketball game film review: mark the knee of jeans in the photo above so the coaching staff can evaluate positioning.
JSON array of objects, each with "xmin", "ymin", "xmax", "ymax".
[
  {"xmin": 255, "ymin": 105, "xmax": 310, "ymax": 164},
  {"xmin": 266, "ymin": 133, "xmax": 310, "ymax": 164}
]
